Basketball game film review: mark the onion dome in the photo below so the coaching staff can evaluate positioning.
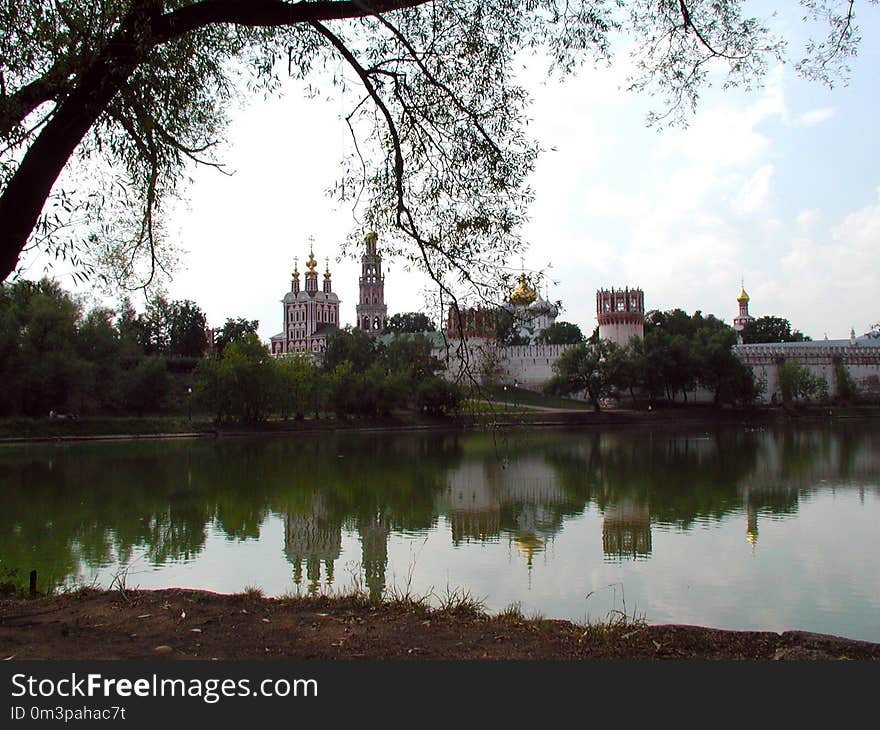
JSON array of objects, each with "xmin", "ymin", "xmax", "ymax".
[
  {"xmin": 292, "ymin": 257, "xmax": 300, "ymax": 279},
  {"xmin": 737, "ymin": 286, "xmax": 749, "ymax": 303},
  {"xmin": 306, "ymin": 248, "xmax": 318, "ymax": 272},
  {"xmin": 510, "ymin": 273, "xmax": 537, "ymax": 306},
  {"xmin": 324, "ymin": 258, "xmax": 331, "ymax": 281}
]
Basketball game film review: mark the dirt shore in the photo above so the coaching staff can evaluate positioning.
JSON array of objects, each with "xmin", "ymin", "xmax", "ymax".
[{"xmin": 2, "ymin": 589, "xmax": 878, "ymax": 661}]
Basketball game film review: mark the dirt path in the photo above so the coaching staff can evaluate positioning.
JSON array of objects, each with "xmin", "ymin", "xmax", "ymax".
[{"xmin": 2, "ymin": 589, "xmax": 878, "ymax": 661}]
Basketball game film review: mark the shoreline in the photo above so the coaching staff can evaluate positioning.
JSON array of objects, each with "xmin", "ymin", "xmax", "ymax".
[
  {"xmin": 2, "ymin": 587, "xmax": 878, "ymax": 661},
  {"xmin": 2, "ymin": 404, "xmax": 877, "ymax": 445}
]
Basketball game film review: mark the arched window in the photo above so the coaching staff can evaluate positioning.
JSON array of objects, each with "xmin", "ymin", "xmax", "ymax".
[{"xmin": 373, "ymin": 316, "xmax": 381, "ymax": 330}]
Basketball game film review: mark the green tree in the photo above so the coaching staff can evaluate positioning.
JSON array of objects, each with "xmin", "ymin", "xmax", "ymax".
[
  {"xmin": 2, "ymin": 2, "xmax": 858, "ymax": 297},
  {"xmin": 274, "ymin": 354, "xmax": 316, "ymax": 420},
  {"xmin": 166, "ymin": 299, "xmax": 207, "ymax": 358},
  {"xmin": 2, "ymin": 278, "xmax": 86, "ymax": 416},
  {"xmin": 323, "ymin": 328, "xmax": 383, "ymax": 374},
  {"xmin": 214, "ymin": 317, "xmax": 259, "ymax": 357},
  {"xmin": 383, "ymin": 312, "xmax": 435, "ymax": 334},
  {"xmin": 544, "ymin": 340, "xmax": 615, "ymax": 412},
  {"xmin": 122, "ymin": 356, "xmax": 170, "ymax": 416},
  {"xmin": 535, "ymin": 321, "xmax": 585, "ymax": 345},
  {"xmin": 778, "ymin": 361, "xmax": 827, "ymax": 404},
  {"xmin": 76, "ymin": 306, "xmax": 124, "ymax": 411},
  {"xmin": 742, "ymin": 316, "xmax": 810, "ymax": 344}
]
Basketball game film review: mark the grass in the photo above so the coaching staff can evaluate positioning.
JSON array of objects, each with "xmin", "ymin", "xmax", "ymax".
[{"xmin": 481, "ymin": 385, "xmax": 593, "ymax": 411}]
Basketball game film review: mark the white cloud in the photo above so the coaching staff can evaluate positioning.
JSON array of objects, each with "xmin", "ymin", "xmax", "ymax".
[
  {"xmin": 794, "ymin": 107, "xmax": 836, "ymax": 127},
  {"xmin": 732, "ymin": 164, "xmax": 775, "ymax": 214}
]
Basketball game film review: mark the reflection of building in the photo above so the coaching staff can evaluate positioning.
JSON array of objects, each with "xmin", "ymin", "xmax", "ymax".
[
  {"xmin": 284, "ymin": 494, "xmax": 343, "ymax": 593},
  {"xmin": 597, "ymin": 287, "xmax": 645, "ymax": 347},
  {"xmin": 442, "ymin": 456, "xmax": 568, "ymax": 573},
  {"xmin": 357, "ymin": 514, "xmax": 390, "ymax": 601},
  {"xmin": 271, "ymin": 245, "xmax": 340, "ymax": 356},
  {"xmin": 602, "ymin": 499, "xmax": 652, "ymax": 559}
]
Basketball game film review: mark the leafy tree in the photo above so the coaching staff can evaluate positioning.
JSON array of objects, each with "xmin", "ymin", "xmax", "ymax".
[
  {"xmin": 213, "ymin": 317, "xmax": 259, "ymax": 357},
  {"xmin": 417, "ymin": 377, "xmax": 462, "ymax": 416},
  {"xmin": 383, "ymin": 312, "xmax": 435, "ymax": 334},
  {"xmin": 694, "ymin": 327, "xmax": 759, "ymax": 406},
  {"xmin": 323, "ymin": 327, "xmax": 383, "ymax": 374},
  {"xmin": 1, "ymin": 278, "xmax": 86, "ymax": 416},
  {"xmin": 274, "ymin": 354, "xmax": 316, "ymax": 420},
  {"xmin": 778, "ymin": 361, "xmax": 827, "ymax": 404},
  {"xmin": 535, "ymin": 321, "xmax": 585, "ymax": 345},
  {"xmin": 385, "ymin": 334, "xmax": 442, "ymax": 383},
  {"xmin": 1, "ymin": 1, "xmax": 861, "ymax": 300},
  {"xmin": 166, "ymin": 299, "xmax": 207, "ymax": 357},
  {"xmin": 219, "ymin": 333, "xmax": 276, "ymax": 423},
  {"xmin": 76, "ymin": 306, "xmax": 125, "ymax": 411},
  {"xmin": 741, "ymin": 316, "xmax": 810, "ymax": 344},
  {"xmin": 122, "ymin": 356, "xmax": 170, "ymax": 416},
  {"xmin": 544, "ymin": 340, "xmax": 615, "ymax": 412}
]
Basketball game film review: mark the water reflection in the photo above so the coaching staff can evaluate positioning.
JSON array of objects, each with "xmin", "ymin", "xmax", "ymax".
[{"xmin": 2, "ymin": 422, "xmax": 879, "ymax": 610}]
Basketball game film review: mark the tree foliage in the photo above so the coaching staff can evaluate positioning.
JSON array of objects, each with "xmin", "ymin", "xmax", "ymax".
[
  {"xmin": 1, "ymin": 0, "xmax": 870, "ymax": 302},
  {"xmin": 741, "ymin": 316, "xmax": 810, "ymax": 344},
  {"xmin": 382, "ymin": 311, "xmax": 435, "ymax": 334},
  {"xmin": 535, "ymin": 321, "xmax": 585, "ymax": 345}
]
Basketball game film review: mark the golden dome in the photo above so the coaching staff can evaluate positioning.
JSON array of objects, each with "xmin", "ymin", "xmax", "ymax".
[
  {"xmin": 365, "ymin": 231, "xmax": 378, "ymax": 245},
  {"xmin": 510, "ymin": 273, "xmax": 537, "ymax": 306},
  {"xmin": 306, "ymin": 248, "xmax": 317, "ymax": 273},
  {"xmin": 292, "ymin": 257, "xmax": 299, "ymax": 278},
  {"xmin": 324, "ymin": 258, "xmax": 331, "ymax": 280},
  {"xmin": 737, "ymin": 287, "xmax": 750, "ymax": 303}
]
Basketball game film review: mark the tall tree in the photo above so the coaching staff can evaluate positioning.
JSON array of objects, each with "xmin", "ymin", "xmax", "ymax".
[
  {"xmin": 741, "ymin": 316, "xmax": 810, "ymax": 344},
  {"xmin": 0, "ymin": 1, "xmax": 867, "ymax": 300},
  {"xmin": 383, "ymin": 311, "xmax": 435, "ymax": 334},
  {"xmin": 214, "ymin": 317, "xmax": 259, "ymax": 357},
  {"xmin": 535, "ymin": 321, "xmax": 584, "ymax": 345}
]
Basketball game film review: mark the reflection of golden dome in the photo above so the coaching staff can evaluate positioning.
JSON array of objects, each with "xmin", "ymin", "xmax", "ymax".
[
  {"xmin": 510, "ymin": 274, "xmax": 537, "ymax": 306},
  {"xmin": 737, "ymin": 287, "xmax": 750, "ymax": 303},
  {"xmin": 747, "ymin": 528, "xmax": 757, "ymax": 545},
  {"xmin": 365, "ymin": 231, "xmax": 378, "ymax": 245},
  {"xmin": 513, "ymin": 534, "xmax": 544, "ymax": 559}
]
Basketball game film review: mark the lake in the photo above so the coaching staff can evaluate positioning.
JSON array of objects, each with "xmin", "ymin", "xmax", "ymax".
[{"xmin": 2, "ymin": 420, "xmax": 879, "ymax": 642}]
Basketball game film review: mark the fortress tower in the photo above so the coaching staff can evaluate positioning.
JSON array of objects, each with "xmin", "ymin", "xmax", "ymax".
[
  {"xmin": 597, "ymin": 287, "xmax": 644, "ymax": 347},
  {"xmin": 356, "ymin": 231, "xmax": 387, "ymax": 335}
]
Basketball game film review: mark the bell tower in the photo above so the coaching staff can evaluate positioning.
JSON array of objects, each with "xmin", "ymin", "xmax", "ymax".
[
  {"xmin": 356, "ymin": 231, "xmax": 387, "ymax": 334},
  {"xmin": 733, "ymin": 282, "xmax": 755, "ymax": 334}
]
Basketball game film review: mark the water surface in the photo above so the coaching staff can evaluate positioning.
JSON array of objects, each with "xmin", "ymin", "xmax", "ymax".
[{"xmin": 2, "ymin": 421, "xmax": 879, "ymax": 642}]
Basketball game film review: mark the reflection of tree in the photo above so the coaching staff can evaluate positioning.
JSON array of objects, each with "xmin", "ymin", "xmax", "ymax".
[
  {"xmin": 0, "ymin": 432, "xmax": 463, "ymax": 593},
  {"xmin": 3, "ymin": 423, "xmax": 879, "ymax": 592}
]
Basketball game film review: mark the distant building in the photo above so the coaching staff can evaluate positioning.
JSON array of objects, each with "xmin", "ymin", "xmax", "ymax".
[
  {"xmin": 356, "ymin": 231, "xmax": 388, "ymax": 335},
  {"xmin": 733, "ymin": 283, "xmax": 755, "ymax": 336},
  {"xmin": 270, "ymin": 246, "xmax": 340, "ymax": 356},
  {"xmin": 501, "ymin": 274, "xmax": 560, "ymax": 343},
  {"xmin": 597, "ymin": 287, "xmax": 644, "ymax": 346}
]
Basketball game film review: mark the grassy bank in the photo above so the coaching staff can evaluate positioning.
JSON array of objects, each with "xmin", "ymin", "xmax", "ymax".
[{"xmin": 1, "ymin": 401, "xmax": 878, "ymax": 443}]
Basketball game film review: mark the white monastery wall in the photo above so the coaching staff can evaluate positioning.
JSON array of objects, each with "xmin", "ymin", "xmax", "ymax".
[{"xmin": 733, "ymin": 341, "xmax": 880, "ymax": 403}]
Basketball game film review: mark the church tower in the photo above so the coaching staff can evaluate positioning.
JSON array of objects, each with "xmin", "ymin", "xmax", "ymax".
[
  {"xmin": 733, "ymin": 283, "xmax": 755, "ymax": 334},
  {"xmin": 356, "ymin": 231, "xmax": 387, "ymax": 334}
]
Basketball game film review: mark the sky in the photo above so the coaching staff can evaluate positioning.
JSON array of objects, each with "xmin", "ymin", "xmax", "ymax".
[{"xmin": 20, "ymin": 3, "xmax": 880, "ymax": 343}]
